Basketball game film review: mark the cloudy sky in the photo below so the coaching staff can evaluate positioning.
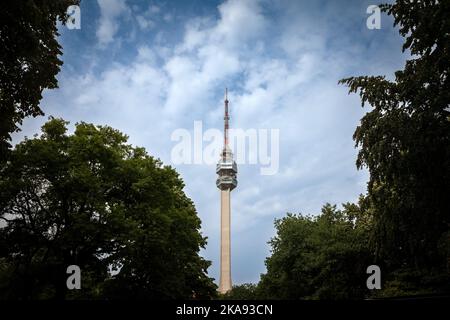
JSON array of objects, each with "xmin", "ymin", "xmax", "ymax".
[{"xmin": 14, "ymin": 0, "xmax": 408, "ymax": 285}]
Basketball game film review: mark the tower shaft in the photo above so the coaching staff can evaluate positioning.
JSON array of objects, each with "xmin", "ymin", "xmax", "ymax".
[{"xmin": 219, "ymin": 189, "xmax": 231, "ymax": 293}]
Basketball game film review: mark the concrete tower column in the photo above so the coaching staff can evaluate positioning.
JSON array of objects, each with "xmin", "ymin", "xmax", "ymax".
[{"xmin": 219, "ymin": 189, "xmax": 231, "ymax": 293}]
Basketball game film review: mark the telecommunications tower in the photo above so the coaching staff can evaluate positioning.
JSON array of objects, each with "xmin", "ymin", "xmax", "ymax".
[{"xmin": 216, "ymin": 88, "xmax": 237, "ymax": 294}]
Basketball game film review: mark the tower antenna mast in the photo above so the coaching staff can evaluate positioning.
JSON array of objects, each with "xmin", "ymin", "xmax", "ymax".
[{"xmin": 224, "ymin": 88, "xmax": 229, "ymax": 149}]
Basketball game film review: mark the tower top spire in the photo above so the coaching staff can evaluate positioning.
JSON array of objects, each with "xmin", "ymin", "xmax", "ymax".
[{"xmin": 224, "ymin": 88, "xmax": 230, "ymax": 148}]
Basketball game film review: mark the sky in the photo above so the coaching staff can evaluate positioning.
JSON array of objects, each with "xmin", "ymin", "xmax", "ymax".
[{"xmin": 13, "ymin": 0, "xmax": 408, "ymax": 285}]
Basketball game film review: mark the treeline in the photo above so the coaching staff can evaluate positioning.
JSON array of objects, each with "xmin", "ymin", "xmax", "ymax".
[
  {"xmin": 224, "ymin": 0, "xmax": 450, "ymax": 300},
  {"xmin": 225, "ymin": 200, "xmax": 448, "ymax": 300}
]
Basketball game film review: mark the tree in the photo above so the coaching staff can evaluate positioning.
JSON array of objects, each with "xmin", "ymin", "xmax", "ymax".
[
  {"xmin": 0, "ymin": 118, "xmax": 217, "ymax": 299},
  {"xmin": 219, "ymin": 283, "xmax": 258, "ymax": 300},
  {"xmin": 257, "ymin": 201, "xmax": 372, "ymax": 300},
  {"xmin": 0, "ymin": 0, "xmax": 78, "ymax": 160},
  {"xmin": 339, "ymin": 0, "xmax": 450, "ymax": 289}
]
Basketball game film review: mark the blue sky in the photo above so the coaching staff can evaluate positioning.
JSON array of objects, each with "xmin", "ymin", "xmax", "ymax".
[{"xmin": 14, "ymin": 0, "xmax": 408, "ymax": 285}]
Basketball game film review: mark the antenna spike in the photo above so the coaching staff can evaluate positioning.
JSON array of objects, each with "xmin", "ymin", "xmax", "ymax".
[{"xmin": 224, "ymin": 88, "xmax": 229, "ymax": 148}]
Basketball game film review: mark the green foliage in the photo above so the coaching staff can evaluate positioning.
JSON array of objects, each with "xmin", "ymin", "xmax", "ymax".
[
  {"xmin": 219, "ymin": 283, "xmax": 258, "ymax": 300},
  {"xmin": 258, "ymin": 200, "xmax": 373, "ymax": 300},
  {"xmin": 371, "ymin": 268, "xmax": 450, "ymax": 299},
  {"xmin": 339, "ymin": 0, "xmax": 450, "ymax": 281},
  {"xmin": 0, "ymin": 0, "xmax": 79, "ymax": 159},
  {"xmin": 0, "ymin": 118, "xmax": 217, "ymax": 299}
]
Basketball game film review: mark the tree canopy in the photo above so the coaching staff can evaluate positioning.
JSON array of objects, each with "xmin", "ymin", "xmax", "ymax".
[
  {"xmin": 257, "ymin": 201, "xmax": 372, "ymax": 299},
  {"xmin": 0, "ymin": 0, "xmax": 78, "ymax": 160},
  {"xmin": 339, "ymin": 0, "xmax": 450, "ymax": 282},
  {"xmin": 0, "ymin": 118, "xmax": 216, "ymax": 299}
]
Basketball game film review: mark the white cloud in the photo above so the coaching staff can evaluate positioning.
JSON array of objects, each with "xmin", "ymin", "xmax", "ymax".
[
  {"xmin": 215, "ymin": 0, "xmax": 267, "ymax": 46},
  {"xmin": 162, "ymin": 0, "xmax": 268, "ymax": 118},
  {"xmin": 134, "ymin": 3, "xmax": 162, "ymax": 30},
  {"xmin": 136, "ymin": 15, "xmax": 154, "ymax": 30},
  {"xmin": 163, "ymin": 13, "xmax": 173, "ymax": 23},
  {"xmin": 148, "ymin": 4, "xmax": 160, "ymax": 14},
  {"xmin": 96, "ymin": 0, "xmax": 129, "ymax": 46}
]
